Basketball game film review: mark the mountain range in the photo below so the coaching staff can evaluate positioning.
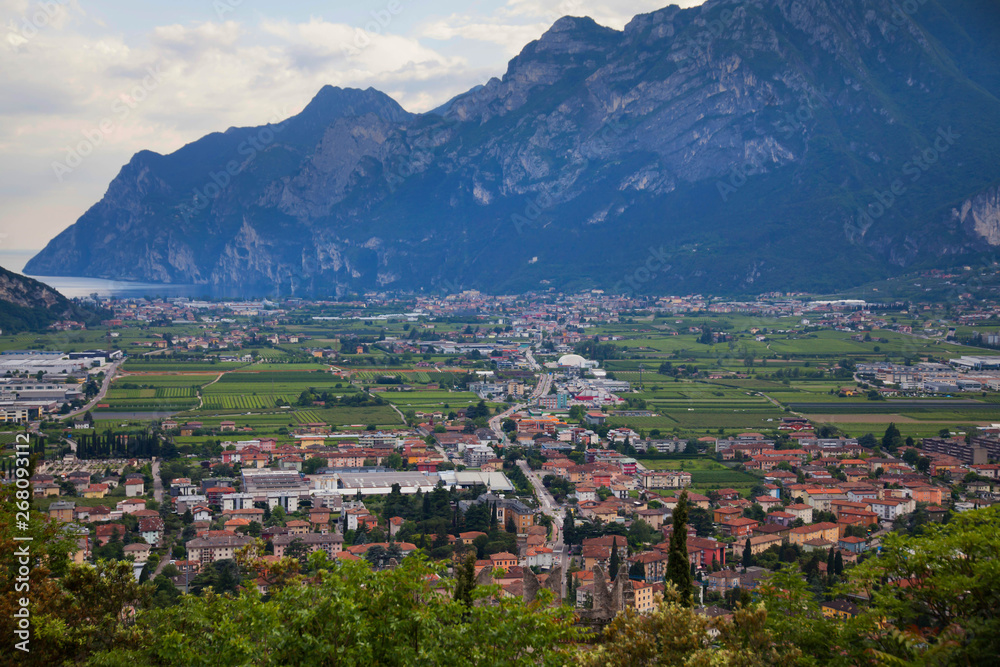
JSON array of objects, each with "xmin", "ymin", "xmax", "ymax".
[{"xmin": 25, "ymin": 0, "xmax": 1000, "ymax": 297}]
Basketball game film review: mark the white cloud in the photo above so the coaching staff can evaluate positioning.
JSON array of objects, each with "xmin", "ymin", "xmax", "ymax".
[
  {"xmin": 0, "ymin": 10, "xmax": 477, "ymax": 250},
  {"xmin": 501, "ymin": 0, "xmax": 706, "ymax": 29},
  {"xmin": 422, "ymin": 15, "xmax": 550, "ymax": 55},
  {"xmin": 0, "ymin": 0, "xmax": 709, "ymax": 252}
]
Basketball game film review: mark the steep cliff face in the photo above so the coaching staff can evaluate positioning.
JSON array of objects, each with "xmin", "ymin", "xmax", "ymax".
[
  {"xmin": 953, "ymin": 185, "xmax": 1000, "ymax": 246},
  {"xmin": 26, "ymin": 0, "xmax": 1000, "ymax": 296}
]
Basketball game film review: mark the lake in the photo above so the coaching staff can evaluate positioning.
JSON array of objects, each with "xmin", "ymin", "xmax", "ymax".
[{"xmin": 0, "ymin": 250, "xmax": 205, "ymax": 298}]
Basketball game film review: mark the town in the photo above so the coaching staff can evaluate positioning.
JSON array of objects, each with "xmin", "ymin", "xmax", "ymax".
[{"xmin": 4, "ymin": 287, "xmax": 1000, "ymax": 641}]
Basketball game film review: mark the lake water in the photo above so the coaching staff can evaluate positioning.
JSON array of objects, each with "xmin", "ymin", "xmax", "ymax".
[{"xmin": 0, "ymin": 250, "xmax": 204, "ymax": 299}]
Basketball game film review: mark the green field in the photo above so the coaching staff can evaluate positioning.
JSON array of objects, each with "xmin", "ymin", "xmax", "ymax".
[
  {"xmin": 638, "ymin": 457, "xmax": 761, "ymax": 495},
  {"xmin": 3, "ymin": 297, "xmax": 998, "ymax": 451},
  {"xmin": 123, "ymin": 361, "xmax": 248, "ymax": 372},
  {"xmin": 384, "ymin": 390, "xmax": 482, "ymax": 410}
]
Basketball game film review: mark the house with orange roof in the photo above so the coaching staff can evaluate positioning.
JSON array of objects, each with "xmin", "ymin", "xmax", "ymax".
[
  {"xmin": 755, "ymin": 495, "xmax": 781, "ymax": 510},
  {"xmin": 459, "ymin": 531, "xmax": 487, "ymax": 545},
  {"xmin": 224, "ymin": 517, "xmax": 251, "ymax": 531},
  {"xmin": 719, "ymin": 517, "xmax": 758, "ymax": 538},
  {"xmin": 582, "ymin": 545, "xmax": 611, "ymax": 572},
  {"xmin": 830, "ymin": 500, "xmax": 872, "ymax": 517},
  {"xmin": 489, "ymin": 552, "xmax": 519, "ymax": 571},
  {"xmin": 83, "ymin": 484, "xmax": 108, "ymax": 499},
  {"xmin": 789, "ymin": 522, "xmax": 839, "ymax": 546},
  {"xmin": 907, "ymin": 485, "xmax": 944, "ymax": 505},
  {"xmin": 628, "ymin": 550, "xmax": 670, "ymax": 582},
  {"xmin": 630, "ymin": 580, "xmax": 657, "ymax": 613},
  {"xmin": 713, "ymin": 507, "xmax": 743, "ymax": 523},
  {"xmin": 286, "ymin": 520, "xmax": 310, "ymax": 535}
]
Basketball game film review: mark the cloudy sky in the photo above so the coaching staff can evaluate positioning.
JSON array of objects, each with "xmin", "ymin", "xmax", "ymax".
[{"xmin": 0, "ymin": 0, "xmax": 705, "ymax": 252}]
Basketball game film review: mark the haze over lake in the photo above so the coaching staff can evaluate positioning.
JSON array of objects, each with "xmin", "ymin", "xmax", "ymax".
[{"xmin": 0, "ymin": 251, "xmax": 203, "ymax": 299}]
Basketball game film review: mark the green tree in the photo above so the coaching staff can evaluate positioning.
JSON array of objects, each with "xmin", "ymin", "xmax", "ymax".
[
  {"xmin": 453, "ymin": 552, "xmax": 477, "ymax": 609},
  {"xmin": 851, "ymin": 505, "xmax": 1000, "ymax": 663},
  {"xmin": 666, "ymin": 491, "xmax": 692, "ymax": 606},
  {"xmin": 609, "ymin": 542, "xmax": 620, "ymax": 580},
  {"xmin": 742, "ymin": 537, "xmax": 753, "ymax": 568},
  {"xmin": 385, "ymin": 452, "xmax": 404, "ymax": 470},
  {"xmin": 756, "ymin": 565, "xmax": 839, "ymax": 664},
  {"xmin": 88, "ymin": 555, "xmax": 579, "ymax": 666},
  {"xmin": 743, "ymin": 503, "xmax": 766, "ymax": 523},
  {"xmin": 881, "ymin": 422, "xmax": 902, "ymax": 452},
  {"xmin": 563, "ymin": 510, "xmax": 576, "ymax": 545},
  {"xmin": 33, "ymin": 559, "xmax": 154, "ymax": 664},
  {"xmin": 188, "ymin": 559, "xmax": 242, "ymax": 596},
  {"xmin": 302, "ymin": 456, "xmax": 327, "ymax": 475},
  {"xmin": 582, "ymin": 585, "xmax": 799, "ymax": 667},
  {"xmin": 688, "ymin": 506, "xmax": 714, "ymax": 537}
]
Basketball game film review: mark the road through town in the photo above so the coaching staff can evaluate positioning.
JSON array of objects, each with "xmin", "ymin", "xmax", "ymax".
[{"xmin": 518, "ymin": 459, "xmax": 568, "ymax": 598}]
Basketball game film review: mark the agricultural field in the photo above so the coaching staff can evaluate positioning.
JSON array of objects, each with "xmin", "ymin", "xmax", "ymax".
[
  {"xmin": 201, "ymin": 394, "xmax": 296, "ymax": 410},
  {"xmin": 639, "ymin": 457, "xmax": 761, "ymax": 495},
  {"xmin": 252, "ymin": 362, "xmax": 331, "ymax": 371},
  {"xmin": 7, "ymin": 298, "xmax": 1000, "ymax": 458},
  {"xmin": 384, "ymin": 390, "xmax": 483, "ymax": 411},
  {"xmin": 639, "ymin": 457, "xmax": 725, "ymax": 471},
  {"xmin": 299, "ymin": 406, "xmax": 403, "ymax": 427},
  {"xmin": 123, "ymin": 361, "xmax": 248, "ymax": 372},
  {"xmin": 104, "ymin": 379, "xmax": 202, "ymax": 409}
]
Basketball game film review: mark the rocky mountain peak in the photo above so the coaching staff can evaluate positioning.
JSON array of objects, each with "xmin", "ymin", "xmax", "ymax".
[
  {"xmin": 533, "ymin": 15, "xmax": 621, "ymax": 53},
  {"xmin": 23, "ymin": 0, "xmax": 1000, "ymax": 298},
  {"xmin": 295, "ymin": 85, "xmax": 412, "ymax": 128}
]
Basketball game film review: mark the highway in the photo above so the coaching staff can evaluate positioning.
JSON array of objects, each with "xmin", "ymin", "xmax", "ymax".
[
  {"xmin": 488, "ymin": 375, "xmax": 552, "ymax": 438},
  {"xmin": 532, "ymin": 372, "xmax": 552, "ymax": 400}
]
